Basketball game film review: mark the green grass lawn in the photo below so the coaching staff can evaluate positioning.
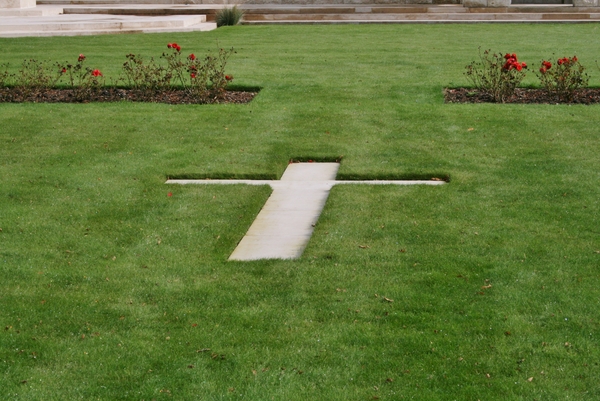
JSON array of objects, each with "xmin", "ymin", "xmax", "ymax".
[{"xmin": 1, "ymin": 24, "xmax": 600, "ymax": 400}]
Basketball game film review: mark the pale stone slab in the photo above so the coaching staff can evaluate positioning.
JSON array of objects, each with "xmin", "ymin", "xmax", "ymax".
[
  {"xmin": 0, "ymin": 14, "xmax": 206, "ymax": 32},
  {"xmin": 1, "ymin": 0, "xmax": 35, "ymax": 9},
  {"xmin": 0, "ymin": 12, "xmax": 216, "ymax": 37},
  {"xmin": 280, "ymin": 162, "xmax": 339, "ymax": 181},
  {"xmin": 260, "ymin": 189, "xmax": 331, "ymax": 212},
  {"xmin": 229, "ymin": 235, "xmax": 311, "ymax": 260},
  {"xmin": 0, "ymin": 6, "xmax": 62, "ymax": 16},
  {"xmin": 245, "ymin": 211, "xmax": 320, "ymax": 236}
]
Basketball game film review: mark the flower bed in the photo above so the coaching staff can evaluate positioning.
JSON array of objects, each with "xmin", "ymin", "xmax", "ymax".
[
  {"xmin": 445, "ymin": 87, "xmax": 600, "ymax": 105},
  {"xmin": 452, "ymin": 48, "xmax": 598, "ymax": 104},
  {"xmin": 0, "ymin": 43, "xmax": 257, "ymax": 105},
  {"xmin": 0, "ymin": 87, "xmax": 256, "ymax": 104}
]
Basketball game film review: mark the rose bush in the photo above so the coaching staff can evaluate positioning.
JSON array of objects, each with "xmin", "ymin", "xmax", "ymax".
[
  {"xmin": 0, "ymin": 43, "xmax": 236, "ymax": 103},
  {"xmin": 465, "ymin": 48, "xmax": 528, "ymax": 103},
  {"xmin": 536, "ymin": 56, "xmax": 588, "ymax": 102}
]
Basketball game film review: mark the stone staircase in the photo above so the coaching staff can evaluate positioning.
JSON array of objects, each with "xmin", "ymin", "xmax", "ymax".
[
  {"xmin": 0, "ymin": 11, "xmax": 215, "ymax": 36},
  {"xmin": 235, "ymin": 4, "xmax": 600, "ymax": 23},
  {"xmin": 0, "ymin": 3, "xmax": 217, "ymax": 37},
  {"xmin": 1, "ymin": 1, "xmax": 599, "ymax": 38},
  {"xmin": 53, "ymin": 3, "xmax": 600, "ymax": 24}
]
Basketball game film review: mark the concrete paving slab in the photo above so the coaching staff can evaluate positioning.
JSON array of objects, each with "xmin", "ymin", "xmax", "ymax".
[
  {"xmin": 335, "ymin": 180, "xmax": 445, "ymax": 185},
  {"xmin": 260, "ymin": 189, "xmax": 331, "ymax": 212},
  {"xmin": 280, "ymin": 162, "xmax": 339, "ymax": 181},
  {"xmin": 245, "ymin": 211, "xmax": 320, "ymax": 237},
  {"xmin": 230, "ymin": 234, "xmax": 312, "ymax": 261}
]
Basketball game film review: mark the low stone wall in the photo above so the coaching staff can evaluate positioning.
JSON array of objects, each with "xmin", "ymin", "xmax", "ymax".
[
  {"xmin": 169, "ymin": 0, "xmax": 459, "ymax": 4},
  {"xmin": 28, "ymin": 0, "xmax": 600, "ymax": 8},
  {"xmin": 465, "ymin": 0, "xmax": 596, "ymax": 6},
  {"xmin": 37, "ymin": 0, "xmax": 462, "ymax": 5}
]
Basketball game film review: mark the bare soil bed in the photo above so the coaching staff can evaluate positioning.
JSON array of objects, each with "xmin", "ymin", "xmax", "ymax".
[
  {"xmin": 0, "ymin": 87, "xmax": 257, "ymax": 104},
  {"xmin": 445, "ymin": 88, "xmax": 600, "ymax": 105}
]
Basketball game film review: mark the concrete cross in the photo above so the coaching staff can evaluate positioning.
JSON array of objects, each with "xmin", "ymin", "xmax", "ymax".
[{"xmin": 166, "ymin": 162, "xmax": 445, "ymax": 261}]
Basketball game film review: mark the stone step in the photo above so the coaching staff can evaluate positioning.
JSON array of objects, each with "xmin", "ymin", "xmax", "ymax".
[
  {"xmin": 55, "ymin": 3, "xmax": 600, "ymax": 21},
  {"xmin": 0, "ymin": 23, "xmax": 216, "ymax": 37},
  {"xmin": 241, "ymin": 19, "xmax": 600, "ymax": 24},
  {"xmin": 245, "ymin": 18, "xmax": 600, "ymax": 24},
  {"xmin": 53, "ymin": 3, "xmax": 598, "ymax": 14},
  {"xmin": 242, "ymin": 11, "xmax": 598, "ymax": 20},
  {"xmin": 63, "ymin": 5, "xmax": 220, "ymax": 16},
  {"xmin": 0, "ymin": 14, "xmax": 216, "ymax": 36},
  {"xmin": 0, "ymin": 6, "xmax": 62, "ymax": 15},
  {"xmin": 39, "ymin": 0, "xmax": 462, "ymax": 4},
  {"xmin": 0, "ymin": 13, "xmax": 205, "ymax": 31}
]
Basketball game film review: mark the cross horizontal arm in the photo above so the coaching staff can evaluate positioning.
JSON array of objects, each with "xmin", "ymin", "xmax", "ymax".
[
  {"xmin": 166, "ymin": 179, "xmax": 276, "ymax": 186},
  {"xmin": 166, "ymin": 179, "xmax": 446, "ymax": 189}
]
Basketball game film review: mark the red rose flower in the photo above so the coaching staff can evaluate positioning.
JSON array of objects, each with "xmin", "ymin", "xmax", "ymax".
[
  {"xmin": 521, "ymin": 62, "xmax": 527, "ymax": 69},
  {"xmin": 61, "ymin": 67, "xmax": 67, "ymax": 74},
  {"xmin": 504, "ymin": 53, "xmax": 517, "ymax": 63},
  {"xmin": 515, "ymin": 63, "xmax": 522, "ymax": 71},
  {"xmin": 92, "ymin": 69, "xmax": 102, "ymax": 77},
  {"xmin": 167, "ymin": 43, "xmax": 173, "ymax": 48},
  {"xmin": 540, "ymin": 67, "xmax": 547, "ymax": 74},
  {"xmin": 78, "ymin": 54, "xmax": 85, "ymax": 62},
  {"xmin": 167, "ymin": 192, "xmax": 173, "ymax": 197},
  {"xmin": 225, "ymin": 75, "xmax": 233, "ymax": 81},
  {"xmin": 188, "ymin": 53, "xmax": 196, "ymax": 61},
  {"xmin": 572, "ymin": 56, "xmax": 578, "ymax": 62},
  {"xmin": 190, "ymin": 72, "xmax": 196, "ymax": 79},
  {"xmin": 542, "ymin": 61, "xmax": 552, "ymax": 69}
]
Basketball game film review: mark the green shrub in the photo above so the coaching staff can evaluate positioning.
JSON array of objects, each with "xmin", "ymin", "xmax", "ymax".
[{"xmin": 215, "ymin": 5, "xmax": 244, "ymax": 27}]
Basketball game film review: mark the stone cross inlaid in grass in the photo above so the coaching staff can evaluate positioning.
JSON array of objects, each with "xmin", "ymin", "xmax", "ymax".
[{"xmin": 166, "ymin": 163, "xmax": 445, "ymax": 261}]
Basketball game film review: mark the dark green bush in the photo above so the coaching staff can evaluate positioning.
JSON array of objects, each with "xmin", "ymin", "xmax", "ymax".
[{"xmin": 216, "ymin": 6, "xmax": 244, "ymax": 27}]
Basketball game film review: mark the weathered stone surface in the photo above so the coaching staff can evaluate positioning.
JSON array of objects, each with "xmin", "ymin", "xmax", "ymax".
[
  {"xmin": 573, "ymin": 0, "xmax": 597, "ymax": 6},
  {"xmin": 0, "ymin": 0, "xmax": 36, "ymax": 9},
  {"xmin": 464, "ymin": 0, "xmax": 511, "ymax": 7},
  {"xmin": 463, "ymin": 0, "xmax": 488, "ymax": 7}
]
